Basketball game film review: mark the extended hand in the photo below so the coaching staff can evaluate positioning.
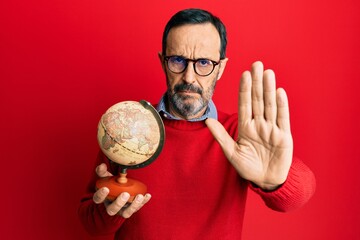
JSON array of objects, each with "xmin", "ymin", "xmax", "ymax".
[
  {"xmin": 92, "ymin": 163, "xmax": 151, "ymax": 218},
  {"xmin": 206, "ymin": 61, "xmax": 293, "ymax": 190}
]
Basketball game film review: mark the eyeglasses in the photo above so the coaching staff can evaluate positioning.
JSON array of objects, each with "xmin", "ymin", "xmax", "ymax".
[{"xmin": 164, "ymin": 55, "xmax": 220, "ymax": 77}]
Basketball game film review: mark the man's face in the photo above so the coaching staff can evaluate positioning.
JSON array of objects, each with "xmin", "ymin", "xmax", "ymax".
[{"xmin": 159, "ymin": 23, "xmax": 228, "ymax": 120}]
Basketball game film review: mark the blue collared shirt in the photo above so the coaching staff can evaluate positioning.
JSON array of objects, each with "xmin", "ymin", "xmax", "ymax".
[{"xmin": 156, "ymin": 94, "xmax": 218, "ymax": 122}]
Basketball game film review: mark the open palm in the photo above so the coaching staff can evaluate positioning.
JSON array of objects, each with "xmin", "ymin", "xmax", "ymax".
[{"xmin": 206, "ymin": 61, "xmax": 293, "ymax": 190}]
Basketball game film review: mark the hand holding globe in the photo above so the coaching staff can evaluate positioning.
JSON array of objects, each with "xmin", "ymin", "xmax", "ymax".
[{"xmin": 96, "ymin": 100, "xmax": 165, "ymax": 202}]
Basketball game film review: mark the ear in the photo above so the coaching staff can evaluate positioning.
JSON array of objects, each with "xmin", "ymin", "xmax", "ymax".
[
  {"xmin": 216, "ymin": 58, "xmax": 228, "ymax": 80},
  {"xmin": 158, "ymin": 52, "xmax": 166, "ymax": 72}
]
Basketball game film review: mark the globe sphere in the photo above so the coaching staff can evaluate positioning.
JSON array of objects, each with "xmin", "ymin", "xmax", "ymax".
[{"xmin": 97, "ymin": 100, "xmax": 164, "ymax": 168}]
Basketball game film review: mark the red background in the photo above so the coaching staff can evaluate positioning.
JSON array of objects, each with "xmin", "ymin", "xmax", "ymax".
[{"xmin": 1, "ymin": 0, "xmax": 359, "ymax": 239}]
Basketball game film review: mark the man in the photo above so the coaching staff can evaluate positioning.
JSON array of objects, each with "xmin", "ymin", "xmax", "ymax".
[{"xmin": 78, "ymin": 8, "xmax": 316, "ymax": 239}]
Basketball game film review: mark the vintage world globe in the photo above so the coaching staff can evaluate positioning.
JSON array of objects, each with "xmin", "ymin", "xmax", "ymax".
[{"xmin": 97, "ymin": 100, "xmax": 165, "ymax": 169}]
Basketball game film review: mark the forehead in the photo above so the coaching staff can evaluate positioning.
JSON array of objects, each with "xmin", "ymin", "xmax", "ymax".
[{"xmin": 166, "ymin": 23, "xmax": 221, "ymax": 59}]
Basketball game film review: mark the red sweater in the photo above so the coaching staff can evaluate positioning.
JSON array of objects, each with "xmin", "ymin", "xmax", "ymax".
[{"xmin": 78, "ymin": 111, "xmax": 316, "ymax": 239}]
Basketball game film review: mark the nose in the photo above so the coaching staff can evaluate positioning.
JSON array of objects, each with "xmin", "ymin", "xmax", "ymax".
[{"xmin": 182, "ymin": 62, "xmax": 196, "ymax": 84}]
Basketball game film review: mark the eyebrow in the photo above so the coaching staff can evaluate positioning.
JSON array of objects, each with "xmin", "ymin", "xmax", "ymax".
[{"xmin": 171, "ymin": 55, "xmax": 218, "ymax": 61}]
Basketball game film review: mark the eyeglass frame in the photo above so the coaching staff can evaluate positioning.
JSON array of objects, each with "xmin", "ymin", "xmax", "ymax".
[{"xmin": 164, "ymin": 55, "xmax": 221, "ymax": 77}]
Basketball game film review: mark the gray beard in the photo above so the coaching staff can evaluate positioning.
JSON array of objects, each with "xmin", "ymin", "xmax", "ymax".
[
  {"xmin": 170, "ymin": 92, "xmax": 206, "ymax": 118},
  {"xmin": 166, "ymin": 77, "xmax": 217, "ymax": 119}
]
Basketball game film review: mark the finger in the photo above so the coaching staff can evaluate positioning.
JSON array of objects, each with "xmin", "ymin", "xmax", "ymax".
[
  {"xmin": 251, "ymin": 61, "xmax": 265, "ymax": 118},
  {"xmin": 96, "ymin": 163, "xmax": 113, "ymax": 178},
  {"xmin": 120, "ymin": 194, "xmax": 152, "ymax": 219},
  {"xmin": 93, "ymin": 187, "xmax": 109, "ymax": 204},
  {"xmin": 106, "ymin": 192, "xmax": 130, "ymax": 216},
  {"xmin": 263, "ymin": 69, "xmax": 277, "ymax": 122},
  {"xmin": 205, "ymin": 118, "xmax": 236, "ymax": 160},
  {"xmin": 276, "ymin": 88, "xmax": 291, "ymax": 132},
  {"xmin": 239, "ymin": 71, "xmax": 252, "ymax": 125}
]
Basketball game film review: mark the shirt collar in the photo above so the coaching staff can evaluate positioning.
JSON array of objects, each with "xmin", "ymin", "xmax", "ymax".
[{"xmin": 156, "ymin": 94, "xmax": 218, "ymax": 122}]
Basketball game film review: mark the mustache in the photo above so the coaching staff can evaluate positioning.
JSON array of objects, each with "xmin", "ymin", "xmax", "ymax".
[{"xmin": 174, "ymin": 83, "xmax": 202, "ymax": 95}]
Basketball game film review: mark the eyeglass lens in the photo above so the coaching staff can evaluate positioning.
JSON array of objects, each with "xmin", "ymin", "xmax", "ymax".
[{"xmin": 167, "ymin": 56, "xmax": 216, "ymax": 76}]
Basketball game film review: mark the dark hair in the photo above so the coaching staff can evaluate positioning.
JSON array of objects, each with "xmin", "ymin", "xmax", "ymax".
[{"xmin": 162, "ymin": 8, "xmax": 227, "ymax": 59}]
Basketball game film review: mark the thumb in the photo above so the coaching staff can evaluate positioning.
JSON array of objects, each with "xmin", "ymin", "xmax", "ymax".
[
  {"xmin": 96, "ymin": 163, "xmax": 113, "ymax": 178},
  {"xmin": 205, "ymin": 118, "xmax": 236, "ymax": 160}
]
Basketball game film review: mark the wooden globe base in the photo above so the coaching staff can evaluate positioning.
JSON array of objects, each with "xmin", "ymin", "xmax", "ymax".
[{"xmin": 96, "ymin": 173, "xmax": 147, "ymax": 202}]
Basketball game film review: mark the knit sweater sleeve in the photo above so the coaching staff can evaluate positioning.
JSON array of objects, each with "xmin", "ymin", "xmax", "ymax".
[
  {"xmin": 250, "ymin": 156, "xmax": 316, "ymax": 212},
  {"xmin": 78, "ymin": 151, "xmax": 126, "ymax": 236}
]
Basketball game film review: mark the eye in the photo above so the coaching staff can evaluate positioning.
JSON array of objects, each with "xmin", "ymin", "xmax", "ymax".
[
  {"xmin": 197, "ymin": 59, "xmax": 212, "ymax": 67},
  {"xmin": 169, "ymin": 56, "xmax": 186, "ymax": 64}
]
